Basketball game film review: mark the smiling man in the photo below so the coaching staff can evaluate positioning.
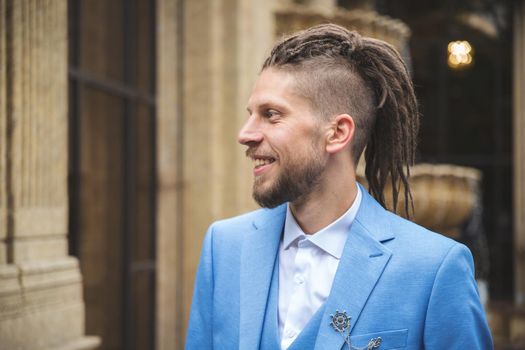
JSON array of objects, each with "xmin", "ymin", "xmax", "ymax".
[{"xmin": 186, "ymin": 24, "xmax": 493, "ymax": 350}]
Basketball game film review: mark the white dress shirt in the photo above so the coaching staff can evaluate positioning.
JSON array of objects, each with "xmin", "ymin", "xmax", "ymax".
[{"xmin": 278, "ymin": 185, "xmax": 362, "ymax": 349}]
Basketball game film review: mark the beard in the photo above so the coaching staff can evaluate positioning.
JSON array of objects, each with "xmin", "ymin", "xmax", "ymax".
[{"xmin": 253, "ymin": 151, "xmax": 325, "ymax": 208}]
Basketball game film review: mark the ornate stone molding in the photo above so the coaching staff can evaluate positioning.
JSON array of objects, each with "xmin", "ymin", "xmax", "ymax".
[
  {"xmin": 274, "ymin": 4, "xmax": 411, "ymax": 52},
  {"xmin": 7, "ymin": 0, "xmax": 69, "ymax": 263},
  {"xmin": 0, "ymin": 1, "xmax": 99, "ymax": 348}
]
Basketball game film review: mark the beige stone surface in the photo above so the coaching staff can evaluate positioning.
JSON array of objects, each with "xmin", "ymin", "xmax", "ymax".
[
  {"xmin": 488, "ymin": 303, "xmax": 511, "ymax": 345},
  {"xmin": 0, "ymin": 1, "xmax": 98, "ymax": 349},
  {"xmin": 0, "ymin": 264, "xmax": 19, "ymax": 295},
  {"xmin": 12, "ymin": 207, "xmax": 68, "ymax": 237},
  {"xmin": 49, "ymin": 336, "xmax": 101, "ymax": 350},
  {"xmin": 12, "ymin": 236, "xmax": 68, "ymax": 262},
  {"xmin": 156, "ymin": 0, "xmax": 181, "ymax": 349},
  {"xmin": 6, "ymin": 0, "xmax": 69, "ymax": 263},
  {"xmin": 0, "ymin": 242, "xmax": 7, "ymax": 265},
  {"xmin": 0, "ymin": 259, "xmax": 91, "ymax": 350},
  {"xmin": 236, "ymin": 0, "xmax": 275, "ymax": 212},
  {"xmin": 274, "ymin": 5, "xmax": 410, "ymax": 53},
  {"xmin": 0, "ymin": 0, "xmax": 6, "ymax": 256},
  {"xmin": 510, "ymin": 312, "xmax": 525, "ymax": 344},
  {"xmin": 0, "ymin": 301, "xmax": 85, "ymax": 350},
  {"xmin": 182, "ymin": 0, "xmax": 220, "ymax": 338},
  {"xmin": 181, "ymin": 0, "xmax": 276, "ymax": 343}
]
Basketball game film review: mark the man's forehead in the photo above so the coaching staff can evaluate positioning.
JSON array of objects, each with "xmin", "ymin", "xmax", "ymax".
[{"xmin": 247, "ymin": 69, "xmax": 306, "ymax": 109}]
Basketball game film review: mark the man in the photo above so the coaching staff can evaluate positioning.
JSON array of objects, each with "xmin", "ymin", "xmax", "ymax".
[{"xmin": 186, "ymin": 24, "xmax": 493, "ymax": 349}]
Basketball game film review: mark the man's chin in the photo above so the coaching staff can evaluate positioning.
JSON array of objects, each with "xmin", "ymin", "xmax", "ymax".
[{"xmin": 252, "ymin": 191, "xmax": 286, "ymax": 209}]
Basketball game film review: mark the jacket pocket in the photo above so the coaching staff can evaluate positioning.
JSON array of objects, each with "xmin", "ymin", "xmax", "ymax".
[{"xmin": 349, "ymin": 328, "xmax": 408, "ymax": 349}]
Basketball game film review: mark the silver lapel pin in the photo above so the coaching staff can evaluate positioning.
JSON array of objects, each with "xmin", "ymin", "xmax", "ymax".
[
  {"xmin": 330, "ymin": 310, "xmax": 352, "ymax": 350},
  {"xmin": 366, "ymin": 337, "xmax": 382, "ymax": 350}
]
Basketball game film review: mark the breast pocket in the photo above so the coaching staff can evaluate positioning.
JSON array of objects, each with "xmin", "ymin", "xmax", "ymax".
[{"xmin": 349, "ymin": 328, "xmax": 408, "ymax": 349}]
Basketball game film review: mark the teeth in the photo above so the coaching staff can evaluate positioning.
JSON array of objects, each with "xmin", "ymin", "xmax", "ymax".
[{"xmin": 253, "ymin": 158, "xmax": 274, "ymax": 167}]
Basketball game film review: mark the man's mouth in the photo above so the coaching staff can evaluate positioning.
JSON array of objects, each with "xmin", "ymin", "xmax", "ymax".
[
  {"xmin": 253, "ymin": 157, "xmax": 276, "ymax": 169},
  {"xmin": 251, "ymin": 156, "xmax": 277, "ymax": 176}
]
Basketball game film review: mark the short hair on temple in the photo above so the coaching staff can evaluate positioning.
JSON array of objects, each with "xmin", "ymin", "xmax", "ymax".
[{"xmin": 262, "ymin": 23, "xmax": 420, "ymax": 216}]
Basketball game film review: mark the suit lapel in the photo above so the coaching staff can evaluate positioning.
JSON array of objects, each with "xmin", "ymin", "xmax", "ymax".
[
  {"xmin": 239, "ymin": 205, "xmax": 286, "ymax": 350},
  {"xmin": 314, "ymin": 186, "xmax": 394, "ymax": 350}
]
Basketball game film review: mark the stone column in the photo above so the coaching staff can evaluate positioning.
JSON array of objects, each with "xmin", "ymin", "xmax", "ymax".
[
  {"xmin": 273, "ymin": 4, "xmax": 410, "ymax": 53},
  {"xmin": 514, "ymin": 0, "xmax": 525, "ymax": 308},
  {"xmin": 0, "ymin": 1, "xmax": 99, "ymax": 349},
  {"xmin": 180, "ymin": 0, "xmax": 275, "ymax": 344},
  {"xmin": 156, "ymin": 0, "xmax": 182, "ymax": 349},
  {"xmin": 0, "ymin": 0, "xmax": 7, "ymax": 265}
]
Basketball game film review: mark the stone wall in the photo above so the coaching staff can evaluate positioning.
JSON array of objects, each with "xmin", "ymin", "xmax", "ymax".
[{"xmin": 0, "ymin": 1, "xmax": 98, "ymax": 349}]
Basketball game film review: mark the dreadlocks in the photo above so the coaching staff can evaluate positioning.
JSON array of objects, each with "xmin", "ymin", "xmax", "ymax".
[{"xmin": 262, "ymin": 24, "xmax": 419, "ymax": 216}]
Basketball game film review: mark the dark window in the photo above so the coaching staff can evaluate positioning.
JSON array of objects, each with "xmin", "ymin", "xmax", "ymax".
[
  {"xmin": 68, "ymin": 0, "xmax": 157, "ymax": 349},
  {"xmin": 374, "ymin": 0, "xmax": 514, "ymax": 302}
]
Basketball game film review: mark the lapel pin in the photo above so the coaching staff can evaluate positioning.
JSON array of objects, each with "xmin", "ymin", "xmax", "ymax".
[
  {"xmin": 330, "ymin": 311, "xmax": 382, "ymax": 349},
  {"xmin": 330, "ymin": 310, "xmax": 352, "ymax": 349},
  {"xmin": 366, "ymin": 337, "xmax": 382, "ymax": 349}
]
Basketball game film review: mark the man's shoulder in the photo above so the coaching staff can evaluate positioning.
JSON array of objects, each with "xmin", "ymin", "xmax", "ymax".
[
  {"xmin": 356, "ymin": 192, "xmax": 458, "ymax": 254},
  {"xmin": 381, "ymin": 210, "xmax": 469, "ymax": 265},
  {"xmin": 386, "ymin": 210, "xmax": 454, "ymax": 244}
]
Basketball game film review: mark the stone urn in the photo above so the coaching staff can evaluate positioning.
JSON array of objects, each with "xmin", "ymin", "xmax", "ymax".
[{"xmin": 357, "ymin": 163, "xmax": 481, "ymax": 239}]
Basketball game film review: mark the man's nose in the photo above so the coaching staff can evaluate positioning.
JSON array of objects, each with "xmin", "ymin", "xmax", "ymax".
[{"xmin": 238, "ymin": 116, "xmax": 263, "ymax": 145}]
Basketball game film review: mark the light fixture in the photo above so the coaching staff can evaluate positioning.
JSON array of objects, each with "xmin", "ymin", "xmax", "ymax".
[{"xmin": 447, "ymin": 40, "xmax": 474, "ymax": 69}]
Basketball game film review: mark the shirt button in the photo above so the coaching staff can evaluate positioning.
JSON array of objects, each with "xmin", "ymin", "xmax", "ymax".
[
  {"xmin": 285, "ymin": 329, "xmax": 296, "ymax": 338},
  {"xmin": 294, "ymin": 274, "xmax": 304, "ymax": 285}
]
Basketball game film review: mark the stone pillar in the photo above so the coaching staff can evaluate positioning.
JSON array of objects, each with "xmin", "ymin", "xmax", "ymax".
[
  {"xmin": 514, "ymin": 0, "xmax": 525, "ymax": 308},
  {"xmin": 274, "ymin": 4, "xmax": 410, "ymax": 53},
  {"xmin": 0, "ymin": 1, "xmax": 99, "ymax": 349},
  {"xmin": 156, "ymin": 0, "xmax": 182, "ymax": 349},
  {"xmin": 180, "ymin": 0, "xmax": 275, "ymax": 344},
  {"xmin": 0, "ymin": 0, "xmax": 7, "ymax": 265}
]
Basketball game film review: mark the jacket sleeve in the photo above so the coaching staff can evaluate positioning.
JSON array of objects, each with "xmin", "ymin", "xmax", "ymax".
[
  {"xmin": 423, "ymin": 243, "xmax": 493, "ymax": 349},
  {"xmin": 185, "ymin": 226, "xmax": 215, "ymax": 350}
]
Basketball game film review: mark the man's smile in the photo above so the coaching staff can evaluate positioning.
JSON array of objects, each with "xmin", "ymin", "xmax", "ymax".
[{"xmin": 251, "ymin": 156, "xmax": 277, "ymax": 175}]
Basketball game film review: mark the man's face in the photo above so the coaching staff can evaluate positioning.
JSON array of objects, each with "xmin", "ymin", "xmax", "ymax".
[{"xmin": 238, "ymin": 68, "xmax": 328, "ymax": 208}]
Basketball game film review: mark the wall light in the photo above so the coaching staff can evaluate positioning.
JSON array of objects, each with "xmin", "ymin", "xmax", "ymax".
[{"xmin": 448, "ymin": 40, "xmax": 474, "ymax": 69}]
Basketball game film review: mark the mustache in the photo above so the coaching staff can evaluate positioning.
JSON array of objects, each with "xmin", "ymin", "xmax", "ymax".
[{"xmin": 245, "ymin": 147, "xmax": 276, "ymax": 159}]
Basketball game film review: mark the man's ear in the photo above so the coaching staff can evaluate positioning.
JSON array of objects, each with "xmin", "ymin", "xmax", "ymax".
[{"xmin": 325, "ymin": 114, "xmax": 355, "ymax": 154}]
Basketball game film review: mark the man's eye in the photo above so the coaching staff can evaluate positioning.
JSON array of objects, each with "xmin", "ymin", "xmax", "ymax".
[{"xmin": 264, "ymin": 109, "xmax": 279, "ymax": 118}]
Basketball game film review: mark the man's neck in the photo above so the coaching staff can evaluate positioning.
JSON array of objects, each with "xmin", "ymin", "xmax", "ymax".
[{"xmin": 289, "ymin": 178, "xmax": 358, "ymax": 235}]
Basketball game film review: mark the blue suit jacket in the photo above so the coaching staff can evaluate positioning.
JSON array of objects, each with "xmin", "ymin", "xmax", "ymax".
[{"xmin": 186, "ymin": 185, "xmax": 493, "ymax": 349}]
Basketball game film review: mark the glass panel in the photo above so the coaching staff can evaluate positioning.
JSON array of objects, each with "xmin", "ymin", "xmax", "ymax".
[
  {"xmin": 413, "ymin": 42, "xmax": 443, "ymax": 157},
  {"xmin": 78, "ymin": 86, "xmax": 125, "ymax": 348},
  {"xmin": 133, "ymin": 103, "xmax": 155, "ymax": 262},
  {"xmin": 79, "ymin": 0, "xmax": 125, "ymax": 83},
  {"xmin": 372, "ymin": 0, "xmax": 513, "ymax": 301},
  {"xmin": 135, "ymin": 0, "xmax": 155, "ymax": 93},
  {"xmin": 70, "ymin": 1, "xmax": 157, "ymax": 348},
  {"xmin": 447, "ymin": 52, "xmax": 495, "ymax": 155},
  {"xmin": 132, "ymin": 270, "xmax": 155, "ymax": 350}
]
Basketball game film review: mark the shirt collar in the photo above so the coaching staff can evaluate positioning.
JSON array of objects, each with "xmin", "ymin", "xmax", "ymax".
[{"xmin": 282, "ymin": 184, "xmax": 362, "ymax": 259}]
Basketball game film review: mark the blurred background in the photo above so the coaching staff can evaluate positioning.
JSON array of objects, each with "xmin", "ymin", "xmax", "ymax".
[{"xmin": 0, "ymin": 0, "xmax": 523, "ymax": 349}]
